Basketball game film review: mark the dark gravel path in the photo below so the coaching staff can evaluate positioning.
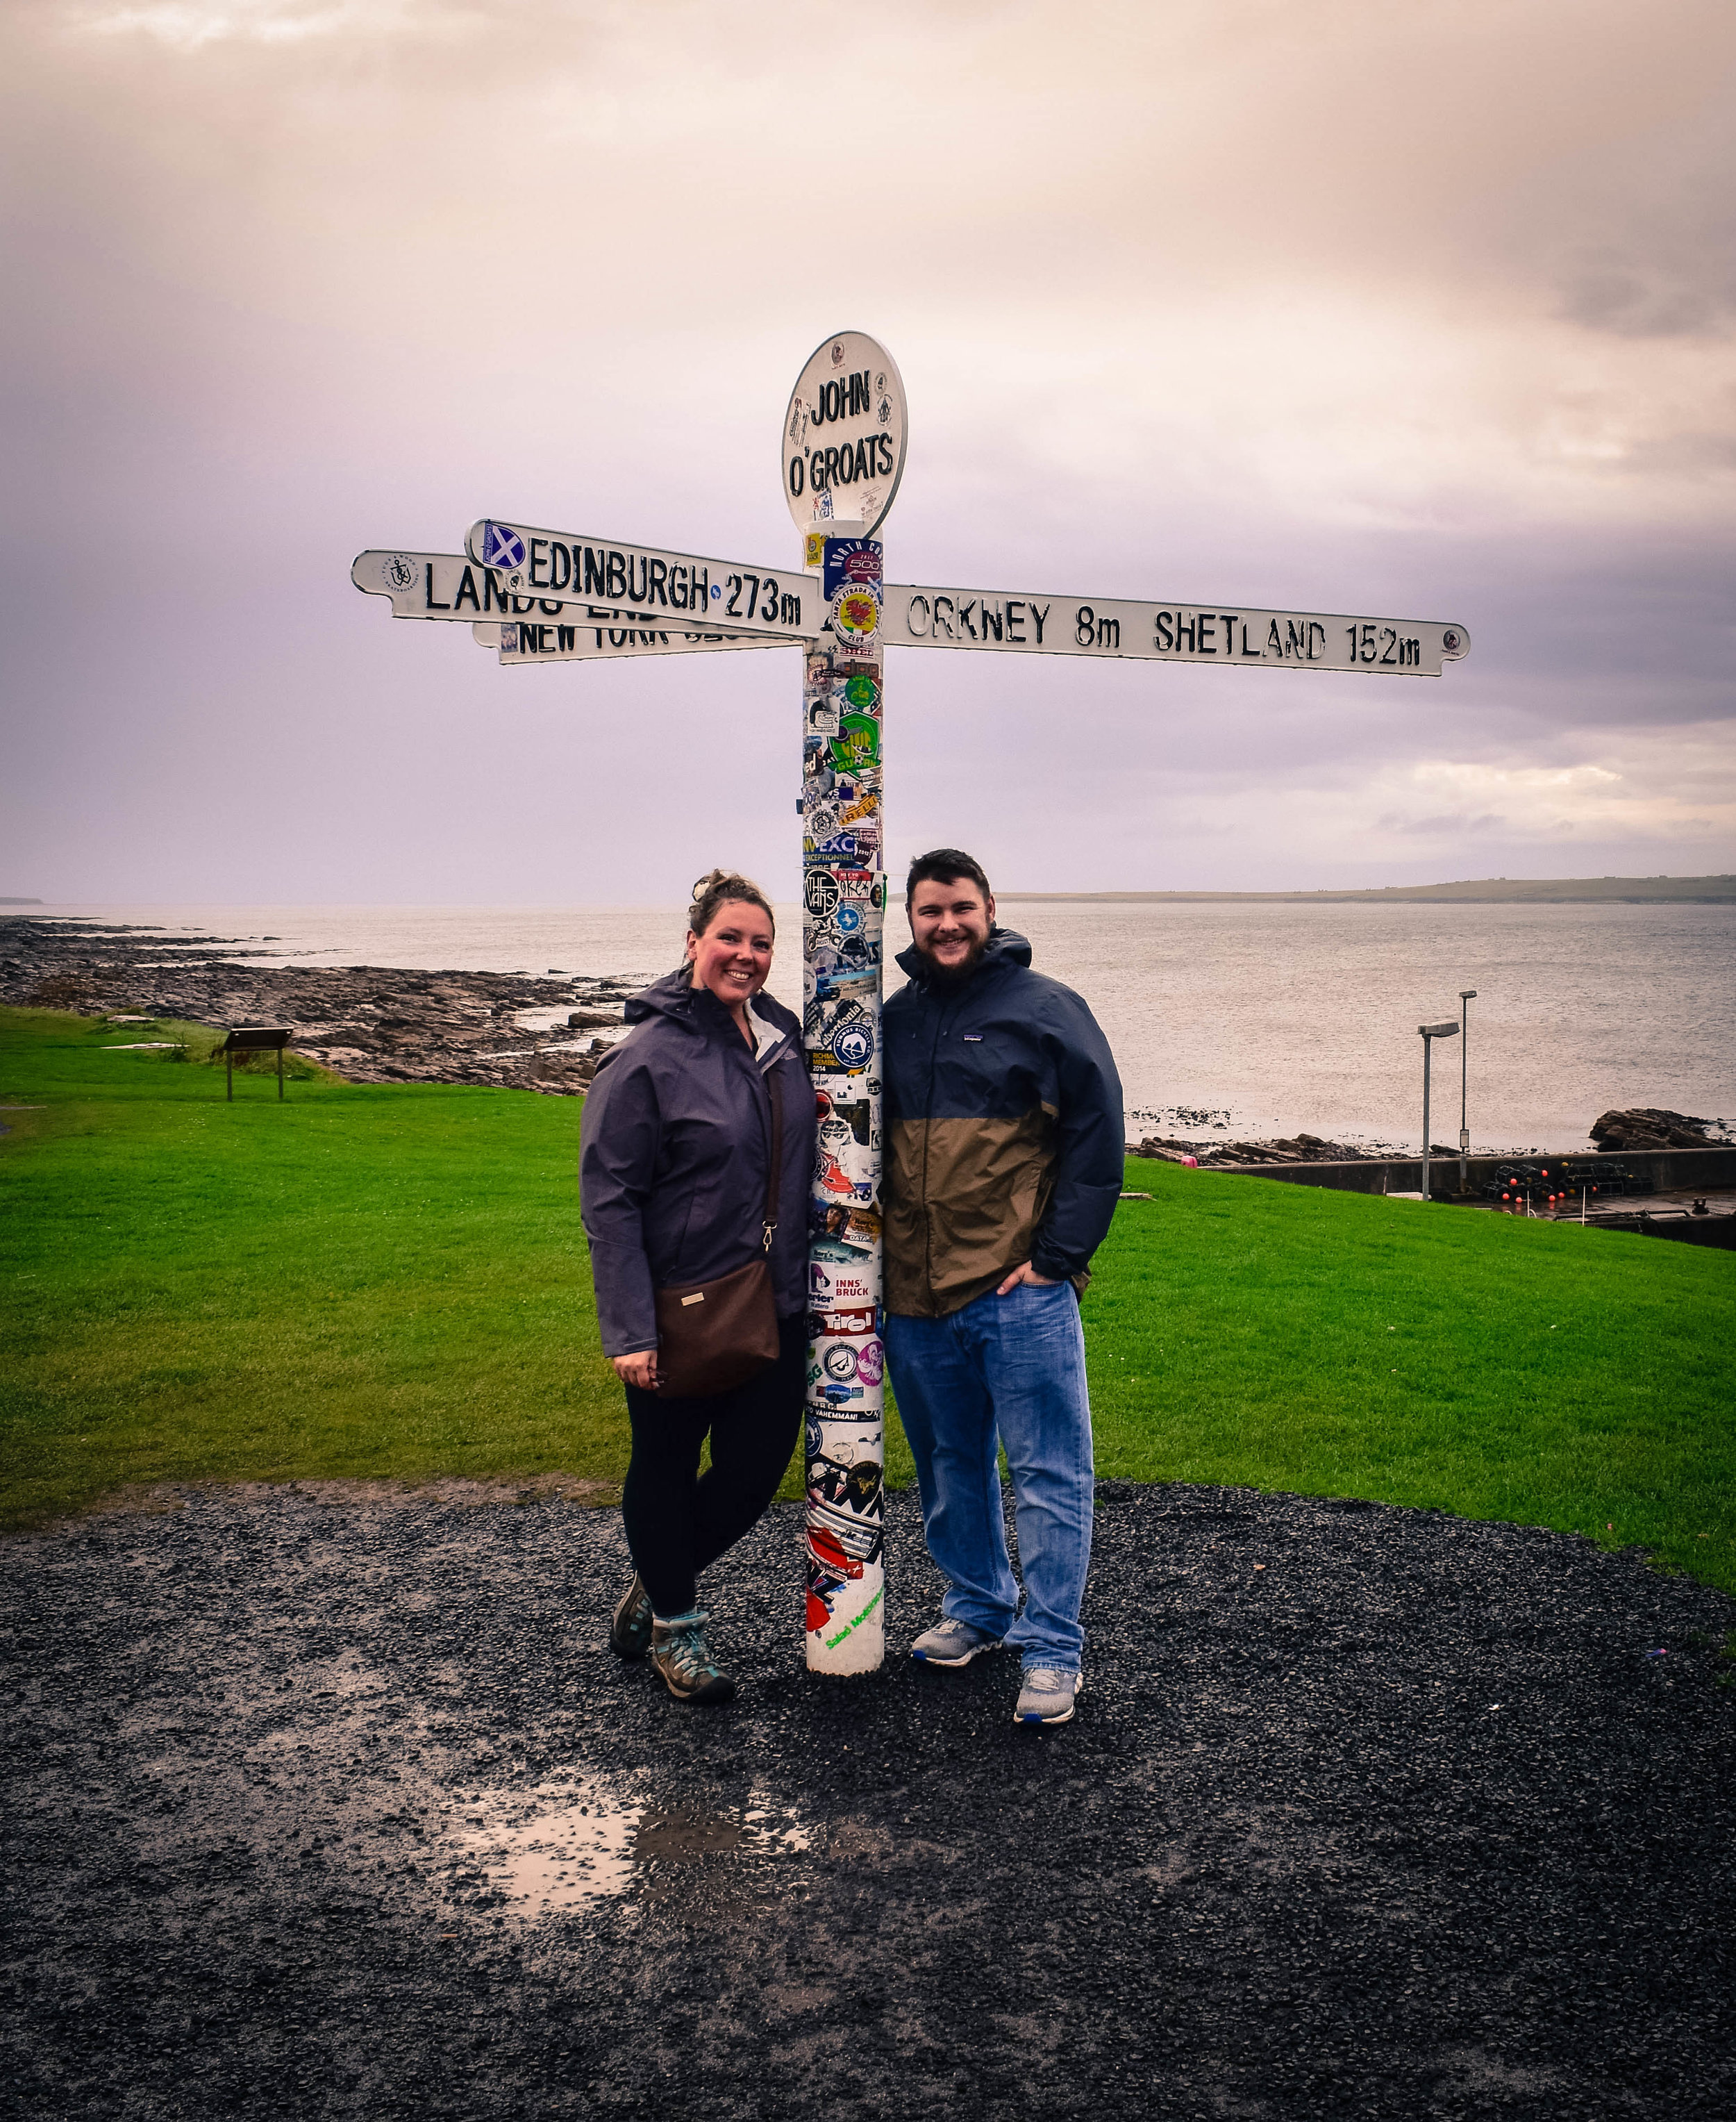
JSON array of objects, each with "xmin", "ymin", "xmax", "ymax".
[{"xmin": 3, "ymin": 1483, "xmax": 1733, "ymax": 2120}]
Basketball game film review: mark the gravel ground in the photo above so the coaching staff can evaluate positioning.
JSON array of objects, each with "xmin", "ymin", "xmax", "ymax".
[{"xmin": 3, "ymin": 1482, "xmax": 1733, "ymax": 2121}]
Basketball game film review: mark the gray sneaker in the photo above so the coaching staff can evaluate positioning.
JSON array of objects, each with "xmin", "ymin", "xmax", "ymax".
[
  {"xmin": 1015, "ymin": 1667, "xmax": 1082, "ymax": 1725},
  {"xmin": 649, "ymin": 1609, "xmax": 737, "ymax": 1706},
  {"xmin": 609, "ymin": 1570, "xmax": 653, "ymax": 1659},
  {"xmin": 911, "ymin": 1616, "xmax": 1003, "ymax": 1668}
]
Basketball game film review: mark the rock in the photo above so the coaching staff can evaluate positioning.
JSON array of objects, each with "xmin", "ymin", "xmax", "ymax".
[
  {"xmin": 1131, "ymin": 1132, "xmax": 1385, "ymax": 1168},
  {"xmin": 1589, "ymin": 1107, "xmax": 1727, "ymax": 1152}
]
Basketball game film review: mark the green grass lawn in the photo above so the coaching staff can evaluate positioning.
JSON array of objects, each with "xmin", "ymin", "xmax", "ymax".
[{"xmin": 3, "ymin": 1006, "xmax": 1733, "ymax": 1597}]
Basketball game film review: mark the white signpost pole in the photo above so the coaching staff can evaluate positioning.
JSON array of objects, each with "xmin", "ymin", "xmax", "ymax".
[{"xmin": 785, "ymin": 331, "xmax": 907, "ymax": 1676}]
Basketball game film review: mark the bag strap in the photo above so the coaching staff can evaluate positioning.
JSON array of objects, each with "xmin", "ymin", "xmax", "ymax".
[{"xmin": 760, "ymin": 1070, "xmax": 783, "ymax": 1254}]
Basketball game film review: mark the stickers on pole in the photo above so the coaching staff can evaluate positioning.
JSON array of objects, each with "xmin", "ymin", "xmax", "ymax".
[
  {"xmin": 823, "ymin": 535, "xmax": 884, "ymax": 651},
  {"xmin": 783, "ymin": 331, "xmax": 907, "ymax": 539},
  {"xmin": 802, "ymin": 532, "xmax": 889, "ymax": 1672}
]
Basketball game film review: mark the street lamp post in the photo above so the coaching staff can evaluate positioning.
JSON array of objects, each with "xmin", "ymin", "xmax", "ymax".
[
  {"xmin": 1419, "ymin": 1020, "xmax": 1460, "ymax": 1201},
  {"xmin": 1458, "ymin": 989, "xmax": 1476, "ymax": 1195}
]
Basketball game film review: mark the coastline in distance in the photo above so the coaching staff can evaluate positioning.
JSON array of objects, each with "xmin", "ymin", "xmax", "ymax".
[{"xmin": 998, "ymin": 875, "xmax": 1736, "ymax": 906}]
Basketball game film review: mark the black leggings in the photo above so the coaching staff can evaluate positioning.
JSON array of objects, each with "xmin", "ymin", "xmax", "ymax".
[{"xmin": 620, "ymin": 1313, "xmax": 806, "ymax": 1619}]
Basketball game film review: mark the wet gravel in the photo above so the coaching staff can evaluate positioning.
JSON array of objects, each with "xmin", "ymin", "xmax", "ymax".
[{"xmin": 3, "ymin": 1482, "xmax": 1733, "ymax": 2120}]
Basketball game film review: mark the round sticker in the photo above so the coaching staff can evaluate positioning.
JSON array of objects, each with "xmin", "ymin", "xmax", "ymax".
[
  {"xmin": 856, "ymin": 1338, "xmax": 884, "ymax": 1386},
  {"xmin": 833, "ymin": 1020, "xmax": 874, "ymax": 1070},
  {"xmin": 834, "ymin": 588, "xmax": 881, "ymax": 643},
  {"xmin": 822, "ymin": 1343, "xmax": 860, "ymax": 1382}
]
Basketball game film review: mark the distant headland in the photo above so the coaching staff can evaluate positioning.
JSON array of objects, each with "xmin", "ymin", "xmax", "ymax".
[{"xmin": 998, "ymin": 875, "xmax": 1736, "ymax": 906}]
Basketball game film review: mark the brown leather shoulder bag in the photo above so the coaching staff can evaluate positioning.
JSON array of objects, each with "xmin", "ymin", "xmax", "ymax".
[{"xmin": 652, "ymin": 1070, "xmax": 783, "ymax": 1399}]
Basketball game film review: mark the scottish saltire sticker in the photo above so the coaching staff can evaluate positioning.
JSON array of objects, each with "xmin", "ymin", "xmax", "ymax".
[{"xmin": 479, "ymin": 522, "xmax": 526, "ymax": 571}]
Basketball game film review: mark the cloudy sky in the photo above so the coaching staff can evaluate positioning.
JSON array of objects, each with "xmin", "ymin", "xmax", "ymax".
[{"xmin": 3, "ymin": 0, "xmax": 1733, "ymax": 902}]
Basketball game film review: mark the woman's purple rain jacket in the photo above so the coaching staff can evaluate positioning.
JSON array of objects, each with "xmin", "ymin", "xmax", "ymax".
[{"xmin": 578, "ymin": 970, "xmax": 816, "ymax": 1359}]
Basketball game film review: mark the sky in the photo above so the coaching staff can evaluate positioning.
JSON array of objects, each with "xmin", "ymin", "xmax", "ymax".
[{"xmin": 3, "ymin": 0, "xmax": 1733, "ymax": 904}]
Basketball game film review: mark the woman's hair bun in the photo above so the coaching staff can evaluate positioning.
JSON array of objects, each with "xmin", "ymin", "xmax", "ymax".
[{"xmin": 686, "ymin": 870, "xmax": 775, "ymax": 942}]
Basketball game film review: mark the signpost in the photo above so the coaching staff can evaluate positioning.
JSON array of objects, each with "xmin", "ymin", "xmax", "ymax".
[
  {"xmin": 351, "ymin": 327, "xmax": 1470, "ymax": 1680},
  {"xmin": 880, "ymin": 585, "xmax": 1469, "ymax": 676},
  {"xmin": 778, "ymin": 335, "xmax": 906, "ymax": 1674}
]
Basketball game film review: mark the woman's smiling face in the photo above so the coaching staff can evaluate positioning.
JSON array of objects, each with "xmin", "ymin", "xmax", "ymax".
[{"xmin": 686, "ymin": 898, "xmax": 774, "ymax": 1009}]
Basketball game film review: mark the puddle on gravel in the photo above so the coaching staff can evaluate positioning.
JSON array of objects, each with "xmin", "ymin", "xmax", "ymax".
[{"xmin": 452, "ymin": 1776, "xmax": 812, "ymax": 1913}]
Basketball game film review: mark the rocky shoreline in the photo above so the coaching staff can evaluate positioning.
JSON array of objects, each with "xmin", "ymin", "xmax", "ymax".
[
  {"xmin": 1131, "ymin": 1129, "xmax": 1390, "ymax": 1167},
  {"xmin": 1130, "ymin": 1106, "xmax": 1730, "ymax": 1168},
  {"xmin": 0, "ymin": 917, "xmax": 641, "ymax": 1096},
  {"xmin": 6, "ymin": 918, "xmax": 1730, "ymax": 1157}
]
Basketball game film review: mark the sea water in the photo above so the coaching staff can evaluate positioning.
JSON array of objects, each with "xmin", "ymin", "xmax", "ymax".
[{"xmin": 29, "ymin": 899, "xmax": 1735, "ymax": 1154}]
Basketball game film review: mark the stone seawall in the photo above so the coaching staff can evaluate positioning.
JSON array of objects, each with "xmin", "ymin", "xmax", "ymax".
[{"xmin": 1194, "ymin": 1145, "xmax": 1736, "ymax": 1196}]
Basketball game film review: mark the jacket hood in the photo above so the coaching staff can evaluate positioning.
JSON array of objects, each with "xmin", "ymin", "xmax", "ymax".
[
  {"xmin": 622, "ymin": 966, "xmax": 709, "ymax": 1029},
  {"xmin": 894, "ymin": 924, "xmax": 1033, "ymax": 987},
  {"xmin": 617, "ymin": 968, "xmax": 801, "ymax": 1039}
]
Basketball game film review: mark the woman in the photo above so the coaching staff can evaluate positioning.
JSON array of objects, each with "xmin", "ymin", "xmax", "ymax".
[{"xmin": 579, "ymin": 871, "xmax": 815, "ymax": 1705}]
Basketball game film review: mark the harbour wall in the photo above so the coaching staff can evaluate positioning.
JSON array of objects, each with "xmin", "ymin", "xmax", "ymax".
[{"xmin": 1193, "ymin": 1146, "xmax": 1736, "ymax": 1197}]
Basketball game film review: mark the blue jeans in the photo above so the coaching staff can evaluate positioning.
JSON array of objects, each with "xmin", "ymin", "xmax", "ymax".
[{"xmin": 884, "ymin": 1279, "xmax": 1094, "ymax": 1672}]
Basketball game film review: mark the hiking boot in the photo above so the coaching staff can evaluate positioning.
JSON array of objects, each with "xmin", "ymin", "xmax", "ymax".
[
  {"xmin": 911, "ymin": 1616, "xmax": 1003, "ymax": 1668},
  {"xmin": 609, "ymin": 1570, "xmax": 653, "ymax": 1659},
  {"xmin": 1015, "ymin": 1667, "xmax": 1082, "ymax": 1725},
  {"xmin": 648, "ymin": 1610, "xmax": 737, "ymax": 1705}
]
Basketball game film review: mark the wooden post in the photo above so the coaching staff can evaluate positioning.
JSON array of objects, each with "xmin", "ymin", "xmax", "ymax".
[{"xmin": 802, "ymin": 522, "xmax": 887, "ymax": 1675}]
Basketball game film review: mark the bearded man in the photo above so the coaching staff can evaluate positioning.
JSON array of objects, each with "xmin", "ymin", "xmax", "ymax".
[{"xmin": 880, "ymin": 848, "xmax": 1124, "ymax": 1725}]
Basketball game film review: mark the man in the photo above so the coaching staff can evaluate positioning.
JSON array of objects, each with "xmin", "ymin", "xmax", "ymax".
[{"xmin": 880, "ymin": 849, "xmax": 1124, "ymax": 1725}]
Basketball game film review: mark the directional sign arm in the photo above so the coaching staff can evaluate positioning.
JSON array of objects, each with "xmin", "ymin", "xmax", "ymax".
[
  {"xmin": 359, "ymin": 549, "xmax": 1469, "ymax": 675},
  {"xmin": 354, "ymin": 549, "xmax": 499, "ymax": 620},
  {"xmin": 879, "ymin": 586, "xmax": 1470, "ymax": 676},
  {"xmin": 465, "ymin": 520, "xmax": 822, "ymax": 643},
  {"xmin": 351, "ymin": 549, "xmax": 557, "ymax": 622},
  {"xmin": 485, "ymin": 617, "xmax": 792, "ymax": 663}
]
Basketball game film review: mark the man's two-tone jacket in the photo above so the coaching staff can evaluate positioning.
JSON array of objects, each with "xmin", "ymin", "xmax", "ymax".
[{"xmin": 880, "ymin": 927, "xmax": 1125, "ymax": 1318}]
